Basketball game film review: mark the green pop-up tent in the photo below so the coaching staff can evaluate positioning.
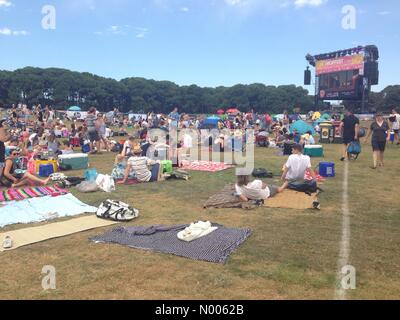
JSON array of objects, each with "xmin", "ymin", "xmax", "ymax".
[
  {"xmin": 68, "ymin": 106, "xmax": 81, "ymax": 112},
  {"xmin": 290, "ymin": 120, "xmax": 316, "ymax": 135}
]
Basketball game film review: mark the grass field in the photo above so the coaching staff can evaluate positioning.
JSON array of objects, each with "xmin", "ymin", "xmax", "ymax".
[{"xmin": 0, "ymin": 136, "xmax": 399, "ymax": 300}]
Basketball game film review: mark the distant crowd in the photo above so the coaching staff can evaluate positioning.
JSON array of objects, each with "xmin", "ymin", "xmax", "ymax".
[{"xmin": 0, "ymin": 103, "xmax": 399, "ymax": 189}]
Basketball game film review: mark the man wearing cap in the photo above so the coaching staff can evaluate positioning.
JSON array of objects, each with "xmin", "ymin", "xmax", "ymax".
[{"xmin": 278, "ymin": 143, "xmax": 316, "ymax": 193}]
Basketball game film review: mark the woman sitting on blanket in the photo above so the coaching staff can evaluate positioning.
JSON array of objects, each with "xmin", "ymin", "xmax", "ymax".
[
  {"xmin": 114, "ymin": 136, "xmax": 138, "ymax": 165},
  {"xmin": 235, "ymin": 174, "xmax": 279, "ymax": 202},
  {"xmin": 117, "ymin": 145, "xmax": 162, "ymax": 185},
  {"xmin": 0, "ymin": 148, "xmax": 50, "ymax": 188}
]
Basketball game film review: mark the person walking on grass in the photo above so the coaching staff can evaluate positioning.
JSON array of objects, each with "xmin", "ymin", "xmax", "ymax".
[
  {"xmin": 96, "ymin": 113, "xmax": 110, "ymax": 152},
  {"xmin": 364, "ymin": 112, "xmax": 391, "ymax": 169},
  {"xmin": 85, "ymin": 107, "xmax": 101, "ymax": 154},
  {"xmin": 339, "ymin": 109, "xmax": 360, "ymax": 161},
  {"xmin": 389, "ymin": 108, "xmax": 400, "ymax": 145}
]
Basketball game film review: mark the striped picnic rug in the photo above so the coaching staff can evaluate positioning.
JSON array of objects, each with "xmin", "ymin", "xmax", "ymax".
[{"xmin": 0, "ymin": 185, "xmax": 68, "ymax": 202}]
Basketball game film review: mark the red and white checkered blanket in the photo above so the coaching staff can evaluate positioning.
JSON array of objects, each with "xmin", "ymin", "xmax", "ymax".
[{"xmin": 181, "ymin": 161, "xmax": 234, "ymax": 172}]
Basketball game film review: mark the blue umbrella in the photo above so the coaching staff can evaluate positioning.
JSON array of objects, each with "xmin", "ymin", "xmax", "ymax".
[
  {"xmin": 204, "ymin": 116, "xmax": 220, "ymax": 126},
  {"xmin": 68, "ymin": 106, "xmax": 81, "ymax": 112}
]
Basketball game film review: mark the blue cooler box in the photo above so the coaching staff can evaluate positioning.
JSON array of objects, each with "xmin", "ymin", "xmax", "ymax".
[
  {"xmin": 319, "ymin": 162, "xmax": 335, "ymax": 177},
  {"xmin": 58, "ymin": 153, "xmax": 89, "ymax": 170},
  {"xmin": 39, "ymin": 164, "xmax": 54, "ymax": 177}
]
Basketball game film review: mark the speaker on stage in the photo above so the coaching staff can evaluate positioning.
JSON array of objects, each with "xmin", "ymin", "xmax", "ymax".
[
  {"xmin": 304, "ymin": 67, "xmax": 311, "ymax": 85},
  {"xmin": 364, "ymin": 61, "xmax": 379, "ymax": 85}
]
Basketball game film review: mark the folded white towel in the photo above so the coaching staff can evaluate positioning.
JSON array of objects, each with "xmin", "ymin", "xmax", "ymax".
[{"xmin": 177, "ymin": 221, "xmax": 218, "ymax": 242}]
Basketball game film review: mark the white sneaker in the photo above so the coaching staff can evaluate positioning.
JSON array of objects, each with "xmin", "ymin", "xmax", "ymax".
[{"xmin": 3, "ymin": 236, "xmax": 13, "ymax": 249}]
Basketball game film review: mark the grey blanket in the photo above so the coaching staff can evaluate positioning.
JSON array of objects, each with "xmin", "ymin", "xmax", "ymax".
[{"xmin": 91, "ymin": 224, "xmax": 252, "ymax": 264}]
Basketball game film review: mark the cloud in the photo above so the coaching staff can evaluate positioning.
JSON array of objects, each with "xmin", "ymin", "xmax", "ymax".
[
  {"xmin": 180, "ymin": 7, "xmax": 189, "ymax": 12},
  {"xmin": 294, "ymin": 0, "xmax": 327, "ymax": 8},
  {"xmin": 0, "ymin": 28, "xmax": 11, "ymax": 35},
  {"xmin": 135, "ymin": 27, "xmax": 149, "ymax": 38},
  {"xmin": 378, "ymin": 11, "xmax": 390, "ymax": 15},
  {"xmin": 12, "ymin": 30, "xmax": 29, "ymax": 36},
  {"xmin": 108, "ymin": 25, "xmax": 124, "ymax": 34},
  {"xmin": 224, "ymin": 0, "xmax": 249, "ymax": 7},
  {"xmin": 0, "ymin": 0, "xmax": 11, "ymax": 7},
  {"xmin": 0, "ymin": 27, "xmax": 29, "ymax": 36},
  {"xmin": 95, "ymin": 25, "xmax": 149, "ymax": 38}
]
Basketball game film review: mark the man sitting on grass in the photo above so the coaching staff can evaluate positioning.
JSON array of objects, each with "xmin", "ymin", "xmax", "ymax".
[
  {"xmin": 117, "ymin": 145, "xmax": 161, "ymax": 184},
  {"xmin": 278, "ymin": 143, "xmax": 316, "ymax": 193}
]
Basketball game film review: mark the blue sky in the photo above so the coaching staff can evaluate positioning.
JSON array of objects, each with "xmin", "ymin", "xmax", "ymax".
[{"xmin": 0, "ymin": 0, "xmax": 399, "ymax": 92}]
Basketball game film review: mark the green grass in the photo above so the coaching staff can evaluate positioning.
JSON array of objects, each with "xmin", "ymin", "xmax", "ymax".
[{"xmin": 0, "ymin": 136, "xmax": 399, "ymax": 299}]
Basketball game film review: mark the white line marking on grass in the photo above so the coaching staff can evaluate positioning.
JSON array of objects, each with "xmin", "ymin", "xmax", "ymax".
[{"xmin": 335, "ymin": 161, "xmax": 351, "ymax": 300}]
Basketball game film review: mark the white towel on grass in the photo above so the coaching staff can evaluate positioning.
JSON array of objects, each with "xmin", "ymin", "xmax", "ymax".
[{"xmin": 177, "ymin": 221, "xmax": 218, "ymax": 242}]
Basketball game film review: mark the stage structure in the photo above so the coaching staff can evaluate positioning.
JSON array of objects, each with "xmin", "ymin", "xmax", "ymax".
[{"xmin": 304, "ymin": 45, "xmax": 379, "ymax": 113}]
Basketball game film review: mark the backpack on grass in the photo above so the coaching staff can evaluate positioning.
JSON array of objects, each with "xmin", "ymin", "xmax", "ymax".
[
  {"xmin": 252, "ymin": 168, "xmax": 273, "ymax": 179},
  {"xmin": 288, "ymin": 179, "xmax": 318, "ymax": 195}
]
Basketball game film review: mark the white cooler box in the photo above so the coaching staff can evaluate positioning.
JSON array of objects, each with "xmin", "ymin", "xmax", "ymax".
[{"xmin": 58, "ymin": 153, "xmax": 89, "ymax": 170}]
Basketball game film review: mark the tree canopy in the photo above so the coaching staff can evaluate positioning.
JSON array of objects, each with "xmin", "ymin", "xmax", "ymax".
[{"xmin": 1, "ymin": 67, "xmax": 397, "ymax": 114}]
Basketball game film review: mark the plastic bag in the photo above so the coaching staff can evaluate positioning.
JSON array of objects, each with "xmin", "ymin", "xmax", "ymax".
[
  {"xmin": 76, "ymin": 181, "xmax": 99, "ymax": 193},
  {"xmin": 85, "ymin": 168, "xmax": 98, "ymax": 182},
  {"xmin": 96, "ymin": 174, "xmax": 116, "ymax": 193}
]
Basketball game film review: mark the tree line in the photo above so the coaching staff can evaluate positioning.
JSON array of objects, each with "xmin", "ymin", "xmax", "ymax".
[
  {"xmin": 0, "ymin": 67, "xmax": 398, "ymax": 114},
  {"xmin": 343, "ymin": 86, "xmax": 400, "ymax": 113}
]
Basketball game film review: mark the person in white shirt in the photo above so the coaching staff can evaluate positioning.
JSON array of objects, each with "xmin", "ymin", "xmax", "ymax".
[
  {"xmin": 390, "ymin": 108, "xmax": 400, "ymax": 145},
  {"xmin": 105, "ymin": 127, "xmax": 112, "ymax": 139},
  {"xmin": 235, "ymin": 175, "xmax": 279, "ymax": 202},
  {"xmin": 279, "ymin": 143, "xmax": 316, "ymax": 193}
]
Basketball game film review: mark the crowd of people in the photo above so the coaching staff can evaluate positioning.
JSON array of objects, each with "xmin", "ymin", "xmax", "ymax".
[{"xmin": 0, "ymin": 103, "xmax": 398, "ymax": 194}]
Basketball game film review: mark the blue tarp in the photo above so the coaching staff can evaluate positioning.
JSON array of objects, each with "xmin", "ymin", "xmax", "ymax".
[
  {"xmin": 290, "ymin": 120, "xmax": 316, "ymax": 135},
  {"xmin": 203, "ymin": 116, "xmax": 221, "ymax": 126}
]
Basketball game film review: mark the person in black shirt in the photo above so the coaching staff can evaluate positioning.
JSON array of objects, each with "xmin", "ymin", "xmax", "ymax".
[
  {"xmin": 339, "ymin": 109, "xmax": 360, "ymax": 161},
  {"xmin": 364, "ymin": 113, "xmax": 390, "ymax": 169}
]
